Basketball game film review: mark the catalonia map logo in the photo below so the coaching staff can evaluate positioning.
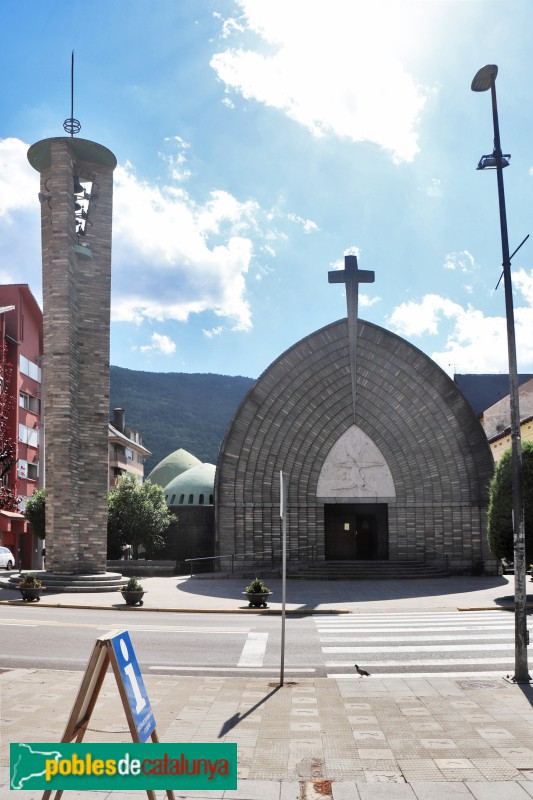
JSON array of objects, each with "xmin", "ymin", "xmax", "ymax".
[{"xmin": 10, "ymin": 742, "xmax": 237, "ymax": 791}]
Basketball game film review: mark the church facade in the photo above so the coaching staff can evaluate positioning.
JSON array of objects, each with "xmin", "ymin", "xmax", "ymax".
[{"xmin": 215, "ymin": 258, "xmax": 496, "ymax": 574}]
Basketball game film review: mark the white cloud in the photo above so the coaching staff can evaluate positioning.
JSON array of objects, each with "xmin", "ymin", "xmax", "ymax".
[
  {"xmin": 0, "ymin": 138, "xmax": 36, "ymax": 217},
  {"xmin": 1, "ymin": 137, "xmax": 316, "ymax": 336},
  {"xmin": 360, "ymin": 294, "xmax": 380, "ymax": 308},
  {"xmin": 330, "ymin": 246, "xmax": 362, "ymax": 272},
  {"xmin": 287, "ymin": 213, "xmax": 318, "ymax": 233},
  {"xmin": 388, "ymin": 294, "xmax": 463, "ymax": 337},
  {"xmin": 514, "ymin": 268, "xmax": 533, "ymax": 304},
  {"xmin": 111, "ymin": 162, "xmax": 257, "ymax": 331},
  {"xmin": 140, "ymin": 332, "xmax": 177, "ymax": 355},
  {"xmin": 344, "ymin": 246, "xmax": 361, "ymax": 258},
  {"xmin": 443, "ymin": 250, "xmax": 476, "ymax": 272},
  {"xmin": 0, "ymin": 139, "xmax": 42, "ymax": 296},
  {"xmin": 388, "ymin": 292, "xmax": 533, "ymax": 374},
  {"xmin": 424, "ymin": 178, "xmax": 442, "ymax": 198},
  {"xmin": 159, "ymin": 137, "xmax": 192, "ymax": 182},
  {"xmin": 202, "ymin": 326, "xmax": 224, "ymax": 338},
  {"xmin": 211, "ymin": 1, "xmax": 432, "ymax": 163}
]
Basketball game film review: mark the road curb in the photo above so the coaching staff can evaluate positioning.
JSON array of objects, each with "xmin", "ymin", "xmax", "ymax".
[
  {"xmin": 0, "ymin": 600, "xmax": 350, "ymax": 614},
  {"xmin": 458, "ymin": 605, "xmax": 533, "ymax": 611}
]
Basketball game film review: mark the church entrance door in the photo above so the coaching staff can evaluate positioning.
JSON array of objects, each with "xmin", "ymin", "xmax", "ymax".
[{"xmin": 324, "ymin": 504, "xmax": 388, "ymax": 560}]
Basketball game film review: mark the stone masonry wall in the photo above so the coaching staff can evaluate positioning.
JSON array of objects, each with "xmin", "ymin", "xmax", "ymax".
[
  {"xmin": 215, "ymin": 320, "xmax": 496, "ymax": 573},
  {"xmin": 33, "ymin": 138, "xmax": 115, "ymax": 573}
]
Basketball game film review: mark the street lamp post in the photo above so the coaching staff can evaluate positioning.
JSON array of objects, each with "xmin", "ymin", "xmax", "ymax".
[{"xmin": 472, "ymin": 64, "xmax": 529, "ymax": 683}]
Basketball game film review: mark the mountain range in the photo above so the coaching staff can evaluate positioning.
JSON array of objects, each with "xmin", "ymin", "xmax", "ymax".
[{"xmin": 109, "ymin": 366, "xmax": 255, "ymax": 474}]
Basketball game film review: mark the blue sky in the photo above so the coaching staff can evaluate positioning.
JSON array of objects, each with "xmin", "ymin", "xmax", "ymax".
[{"xmin": 1, "ymin": 0, "xmax": 533, "ymax": 380}]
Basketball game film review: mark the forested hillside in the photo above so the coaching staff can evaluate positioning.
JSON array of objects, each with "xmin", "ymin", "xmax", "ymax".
[{"xmin": 109, "ymin": 366, "xmax": 255, "ymax": 473}]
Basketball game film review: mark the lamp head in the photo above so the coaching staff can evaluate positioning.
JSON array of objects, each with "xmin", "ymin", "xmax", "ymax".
[
  {"xmin": 477, "ymin": 153, "xmax": 511, "ymax": 170},
  {"xmin": 471, "ymin": 64, "xmax": 498, "ymax": 92}
]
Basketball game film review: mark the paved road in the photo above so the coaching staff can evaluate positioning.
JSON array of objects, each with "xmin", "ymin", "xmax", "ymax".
[
  {"xmin": 315, "ymin": 610, "xmax": 529, "ymax": 679},
  {"xmin": 0, "ymin": 606, "xmax": 319, "ymax": 675},
  {"xmin": 0, "ymin": 605, "xmax": 527, "ymax": 679},
  {"xmin": 3, "ymin": 577, "xmax": 533, "ymax": 797}
]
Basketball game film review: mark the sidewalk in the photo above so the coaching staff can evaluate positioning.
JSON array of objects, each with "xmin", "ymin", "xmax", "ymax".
[
  {"xmin": 0, "ymin": 572, "xmax": 525, "ymax": 613},
  {"xmin": 1, "ymin": 574, "xmax": 533, "ymax": 799}
]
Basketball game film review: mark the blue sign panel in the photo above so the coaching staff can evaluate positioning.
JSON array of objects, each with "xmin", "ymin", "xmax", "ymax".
[{"xmin": 111, "ymin": 631, "xmax": 156, "ymax": 743}]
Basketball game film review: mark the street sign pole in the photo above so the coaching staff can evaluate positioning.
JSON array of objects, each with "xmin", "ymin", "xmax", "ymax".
[{"xmin": 280, "ymin": 471, "xmax": 287, "ymax": 687}]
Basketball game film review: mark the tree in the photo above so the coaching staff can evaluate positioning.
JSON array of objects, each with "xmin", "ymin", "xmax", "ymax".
[
  {"xmin": 24, "ymin": 487, "xmax": 46, "ymax": 539},
  {"xmin": 487, "ymin": 441, "xmax": 533, "ymax": 563},
  {"xmin": 0, "ymin": 340, "xmax": 19, "ymax": 512},
  {"xmin": 107, "ymin": 475, "xmax": 174, "ymax": 559}
]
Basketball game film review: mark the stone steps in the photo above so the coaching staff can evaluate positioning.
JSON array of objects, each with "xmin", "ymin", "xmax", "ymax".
[
  {"xmin": 107, "ymin": 560, "xmax": 176, "ymax": 577},
  {"xmin": 194, "ymin": 560, "xmax": 449, "ymax": 581},
  {"xmin": 3, "ymin": 572, "xmax": 128, "ymax": 593},
  {"xmin": 287, "ymin": 560, "xmax": 449, "ymax": 580}
]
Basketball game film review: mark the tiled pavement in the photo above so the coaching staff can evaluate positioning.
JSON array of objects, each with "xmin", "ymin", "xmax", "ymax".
[
  {"xmin": 1, "ymin": 573, "xmax": 533, "ymax": 798},
  {"xmin": 2, "ymin": 669, "xmax": 533, "ymax": 798}
]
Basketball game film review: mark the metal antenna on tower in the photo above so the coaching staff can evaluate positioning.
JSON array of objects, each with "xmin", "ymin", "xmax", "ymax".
[{"xmin": 63, "ymin": 51, "xmax": 81, "ymax": 136}]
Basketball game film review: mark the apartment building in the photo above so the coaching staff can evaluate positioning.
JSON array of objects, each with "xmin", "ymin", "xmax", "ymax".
[
  {"xmin": 0, "ymin": 284, "xmax": 43, "ymax": 567},
  {"xmin": 108, "ymin": 408, "xmax": 151, "ymax": 490}
]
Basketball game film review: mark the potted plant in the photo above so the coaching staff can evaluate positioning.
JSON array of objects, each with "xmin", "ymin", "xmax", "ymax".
[
  {"xmin": 18, "ymin": 572, "xmax": 44, "ymax": 602},
  {"xmin": 243, "ymin": 577, "xmax": 272, "ymax": 608},
  {"xmin": 119, "ymin": 576, "xmax": 146, "ymax": 606}
]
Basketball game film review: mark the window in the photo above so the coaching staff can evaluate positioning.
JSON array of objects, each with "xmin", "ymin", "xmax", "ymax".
[
  {"xmin": 18, "ymin": 423, "xmax": 39, "ymax": 447},
  {"xmin": 19, "ymin": 392, "xmax": 40, "ymax": 414},
  {"xmin": 170, "ymin": 494, "xmax": 176, "ymax": 505},
  {"xmin": 125, "ymin": 447, "xmax": 134, "ymax": 460},
  {"xmin": 17, "ymin": 460, "xmax": 38, "ymax": 481},
  {"xmin": 209, "ymin": 495, "xmax": 214, "ymax": 505},
  {"xmin": 179, "ymin": 494, "xmax": 184, "ymax": 504},
  {"xmin": 188, "ymin": 494, "xmax": 194, "ymax": 504},
  {"xmin": 20, "ymin": 355, "xmax": 41, "ymax": 383},
  {"xmin": 199, "ymin": 494, "xmax": 204, "ymax": 505},
  {"xmin": 114, "ymin": 445, "xmax": 126, "ymax": 462}
]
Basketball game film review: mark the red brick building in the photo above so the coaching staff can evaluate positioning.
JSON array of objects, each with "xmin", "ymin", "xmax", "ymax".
[{"xmin": 0, "ymin": 284, "xmax": 43, "ymax": 568}]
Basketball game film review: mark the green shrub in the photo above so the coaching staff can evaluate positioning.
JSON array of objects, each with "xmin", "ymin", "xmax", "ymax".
[
  {"xmin": 245, "ymin": 577, "xmax": 270, "ymax": 593},
  {"xmin": 122, "ymin": 576, "xmax": 143, "ymax": 592},
  {"xmin": 19, "ymin": 573, "xmax": 42, "ymax": 588},
  {"xmin": 487, "ymin": 441, "xmax": 533, "ymax": 562},
  {"xmin": 24, "ymin": 488, "xmax": 46, "ymax": 540}
]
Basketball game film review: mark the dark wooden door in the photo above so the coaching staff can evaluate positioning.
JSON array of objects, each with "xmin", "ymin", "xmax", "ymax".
[
  {"xmin": 324, "ymin": 507, "xmax": 358, "ymax": 559},
  {"xmin": 325, "ymin": 505, "xmax": 386, "ymax": 560},
  {"xmin": 354, "ymin": 514, "xmax": 376, "ymax": 560}
]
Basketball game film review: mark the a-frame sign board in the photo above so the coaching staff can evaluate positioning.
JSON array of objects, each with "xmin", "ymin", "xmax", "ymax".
[{"xmin": 41, "ymin": 630, "xmax": 175, "ymax": 800}]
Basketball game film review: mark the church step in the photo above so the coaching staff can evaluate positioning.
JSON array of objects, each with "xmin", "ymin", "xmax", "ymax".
[
  {"xmin": 287, "ymin": 560, "xmax": 449, "ymax": 580},
  {"xmin": 3, "ymin": 572, "xmax": 128, "ymax": 593}
]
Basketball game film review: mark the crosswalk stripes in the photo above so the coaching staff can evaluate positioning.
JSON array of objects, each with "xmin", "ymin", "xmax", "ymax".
[{"xmin": 315, "ymin": 611, "xmax": 528, "ymax": 679}]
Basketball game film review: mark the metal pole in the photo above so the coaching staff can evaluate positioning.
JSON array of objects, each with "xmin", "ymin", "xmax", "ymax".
[
  {"xmin": 280, "ymin": 471, "xmax": 287, "ymax": 687},
  {"xmin": 489, "ymin": 77, "xmax": 529, "ymax": 683}
]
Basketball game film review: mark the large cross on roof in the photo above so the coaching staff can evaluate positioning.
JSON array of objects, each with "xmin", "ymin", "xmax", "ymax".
[{"xmin": 328, "ymin": 254, "xmax": 375, "ymax": 420}]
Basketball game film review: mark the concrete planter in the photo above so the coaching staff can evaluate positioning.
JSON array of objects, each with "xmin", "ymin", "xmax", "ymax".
[
  {"xmin": 120, "ymin": 590, "xmax": 145, "ymax": 606},
  {"xmin": 19, "ymin": 586, "xmax": 43, "ymax": 602},
  {"xmin": 243, "ymin": 591, "xmax": 272, "ymax": 608}
]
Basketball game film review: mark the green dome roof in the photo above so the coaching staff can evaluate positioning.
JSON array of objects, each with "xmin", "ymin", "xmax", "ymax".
[
  {"xmin": 147, "ymin": 448, "xmax": 201, "ymax": 488},
  {"xmin": 164, "ymin": 463, "xmax": 216, "ymax": 507}
]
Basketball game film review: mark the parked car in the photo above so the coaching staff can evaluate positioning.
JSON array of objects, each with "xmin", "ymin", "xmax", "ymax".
[{"xmin": 0, "ymin": 546, "xmax": 15, "ymax": 570}]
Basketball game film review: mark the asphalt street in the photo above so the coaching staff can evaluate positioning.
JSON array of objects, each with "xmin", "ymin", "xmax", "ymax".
[{"xmin": 0, "ymin": 603, "xmax": 527, "ymax": 679}]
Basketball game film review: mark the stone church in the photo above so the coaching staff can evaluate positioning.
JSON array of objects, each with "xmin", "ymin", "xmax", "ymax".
[{"xmin": 215, "ymin": 256, "xmax": 497, "ymax": 575}]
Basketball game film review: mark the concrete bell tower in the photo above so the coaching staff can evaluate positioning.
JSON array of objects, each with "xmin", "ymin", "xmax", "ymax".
[{"xmin": 27, "ymin": 59, "xmax": 117, "ymax": 576}]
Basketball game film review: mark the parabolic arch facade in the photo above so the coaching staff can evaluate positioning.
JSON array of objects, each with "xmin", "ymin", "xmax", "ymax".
[{"xmin": 215, "ymin": 319, "xmax": 496, "ymax": 573}]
